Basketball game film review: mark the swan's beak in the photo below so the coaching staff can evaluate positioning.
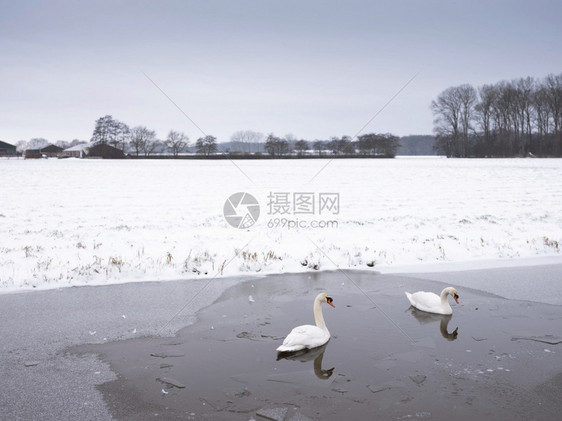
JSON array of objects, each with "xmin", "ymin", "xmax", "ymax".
[
  {"xmin": 326, "ymin": 297, "xmax": 335, "ymax": 307},
  {"xmin": 453, "ymin": 294, "xmax": 459, "ymax": 304}
]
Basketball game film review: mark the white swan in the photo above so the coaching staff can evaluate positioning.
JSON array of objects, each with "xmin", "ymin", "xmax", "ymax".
[
  {"xmin": 276, "ymin": 292, "xmax": 335, "ymax": 353},
  {"xmin": 405, "ymin": 287, "xmax": 459, "ymax": 315}
]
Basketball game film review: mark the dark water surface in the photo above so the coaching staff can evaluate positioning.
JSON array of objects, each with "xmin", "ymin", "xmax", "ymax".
[{"xmin": 71, "ymin": 271, "xmax": 562, "ymax": 420}]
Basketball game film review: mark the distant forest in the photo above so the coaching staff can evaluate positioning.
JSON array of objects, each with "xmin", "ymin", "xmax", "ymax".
[
  {"xmin": 396, "ymin": 135, "xmax": 436, "ymax": 155},
  {"xmin": 432, "ymin": 73, "xmax": 562, "ymax": 157}
]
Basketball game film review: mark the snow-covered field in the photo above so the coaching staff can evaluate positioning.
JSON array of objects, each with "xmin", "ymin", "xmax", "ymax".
[{"xmin": 1, "ymin": 157, "xmax": 561, "ymax": 292}]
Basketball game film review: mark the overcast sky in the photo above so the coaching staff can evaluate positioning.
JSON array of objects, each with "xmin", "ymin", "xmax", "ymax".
[{"xmin": 1, "ymin": 0, "xmax": 561, "ymax": 144}]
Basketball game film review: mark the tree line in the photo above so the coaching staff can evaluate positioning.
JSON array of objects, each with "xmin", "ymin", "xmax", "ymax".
[
  {"xmin": 254, "ymin": 133, "xmax": 400, "ymax": 157},
  {"xmin": 87, "ymin": 116, "xmax": 402, "ymax": 158},
  {"xmin": 432, "ymin": 73, "xmax": 562, "ymax": 157}
]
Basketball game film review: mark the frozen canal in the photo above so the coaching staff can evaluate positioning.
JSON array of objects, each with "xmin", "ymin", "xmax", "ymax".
[
  {"xmin": 73, "ymin": 269, "xmax": 562, "ymax": 421},
  {"xmin": 2, "ymin": 263, "xmax": 559, "ymax": 420}
]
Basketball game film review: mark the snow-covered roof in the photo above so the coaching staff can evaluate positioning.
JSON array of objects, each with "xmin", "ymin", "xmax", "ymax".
[{"xmin": 63, "ymin": 143, "xmax": 90, "ymax": 151}]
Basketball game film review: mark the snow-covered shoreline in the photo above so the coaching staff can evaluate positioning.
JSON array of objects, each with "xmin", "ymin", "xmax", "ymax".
[{"xmin": 1, "ymin": 157, "xmax": 561, "ymax": 293}]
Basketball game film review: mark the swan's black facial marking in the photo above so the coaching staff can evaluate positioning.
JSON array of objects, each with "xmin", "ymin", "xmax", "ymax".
[
  {"xmin": 326, "ymin": 296, "xmax": 335, "ymax": 307},
  {"xmin": 453, "ymin": 293, "xmax": 459, "ymax": 304}
]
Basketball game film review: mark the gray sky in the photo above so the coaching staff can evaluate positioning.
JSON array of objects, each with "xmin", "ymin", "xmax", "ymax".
[{"xmin": 1, "ymin": 0, "xmax": 561, "ymax": 144}]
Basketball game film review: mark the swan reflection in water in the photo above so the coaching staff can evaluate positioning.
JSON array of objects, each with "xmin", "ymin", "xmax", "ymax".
[
  {"xmin": 276, "ymin": 342, "xmax": 334, "ymax": 379},
  {"xmin": 408, "ymin": 308, "xmax": 459, "ymax": 341}
]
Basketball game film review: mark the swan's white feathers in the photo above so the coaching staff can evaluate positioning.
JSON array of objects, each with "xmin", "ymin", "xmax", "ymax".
[
  {"xmin": 405, "ymin": 287, "xmax": 459, "ymax": 315},
  {"xmin": 405, "ymin": 291, "xmax": 442, "ymax": 312},
  {"xmin": 276, "ymin": 325, "xmax": 328, "ymax": 352}
]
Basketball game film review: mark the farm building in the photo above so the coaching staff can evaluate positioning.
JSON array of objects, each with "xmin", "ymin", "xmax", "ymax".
[
  {"xmin": 24, "ymin": 149, "xmax": 43, "ymax": 159},
  {"xmin": 24, "ymin": 144, "xmax": 64, "ymax": 159},
  {"xmin": 0, "ymin": 140, "xmax": 17, "ymax": 156},
  {"xmin": 62, "ymin": 143, "xmax": 90, "ymax": 158},
  {"xmin": 87, "ymin": 143, "xmax": 125, "ymax": 159},
  {"xmin": 40, "ymin": 144, "xmax": 63, "ymax": 158}
]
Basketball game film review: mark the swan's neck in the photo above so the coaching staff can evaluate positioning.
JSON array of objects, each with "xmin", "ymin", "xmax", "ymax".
[
  {"xmin": 313, "ymin": 299, "xmax": 328, "ymax": 331},
  {"xmin": 441, "ymin": 288, "xmax": 449, "ymax": 305},
  {"xmin": 440, "ymin": 289, "xmax": 452, "ymax": 307}
]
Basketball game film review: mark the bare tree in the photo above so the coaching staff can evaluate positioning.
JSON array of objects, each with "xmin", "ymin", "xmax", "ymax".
[
  {"xmin": 27, "ymin": 138, "xmax": 50, "ymax": 150},
  {"xmin": 379, "ymin": 133, "xmax": 401, "ymax": 158},
  {"xmin": 116, "ymin": 122, "xmax": 130, "ymax": 151},
  {"xmin": 312, "ymin": 140, "xmax": 325, "ymax": 156},
  {"xmin": 16, "ymin": 138, "xmax": 48, "ymax": 152},
  {"xmin": 474, "ymin": 84, "xmax": 498, "ymax": 156},
  {"xmin": 514, "ymin": 77, "xmax": 535, "ymax": 155},
  {"xmin": 130, "ymin": 126, "xmax": 156, "ymax": 157},
  {"xmin": 91, "ymin": 115, "xmax": 114, "ymax": 145},
  {"xmin": 533, "ymin": 85, "xmax": 551, "ymax": 155},
  {"xmin": 357, "ymin": 135, "xmax": 372, "ymax": 155},
  {"xmin": 294, "ymin": 140, "xmax": 309, "ymax": 156},
  {"xmin": 327, "ymin": 137, "xmax": 340, "ymax": 155},
  {"xmin": 284, "ymin": 133, "xmax": 297, "ymax": 153},
  {"xmin": 55, "ymin": 140, "xmax": 70, "ymax": 149},
  {"xmin": 165, "ymin": 130, "xmax": 189, "ymax": 156},
  {"xmin": 143, "ymin": 139, "xmax": 162, "ymax": 156},
  {"xmin": 493, "ymin": 81, "xmax": 516, "ymax": 156},
  {"xmin": 458, "ymin": 84, "xmax": 478, "ymax": 157},
  {"xmin": 91, "ymin": 115, "xmax": 129, "ymax": 150},
  {"xmin": 265, "ymin": 133, "xmax": 289, "ymax": 157},
  {"xmin": 327, "ymin": 136, "xmax": 354, "ymax": 155},
  {"xmin": 195, "ymin": 135, "xmax": 217, "ymax": 156},
  {"xmin": 15, "ymin": 140, "xmax": 28, "ymax": 153},
  {"xmin": 544, "ymin": 73, "xmax": 562, "ymax": 154},
  {"xmin": 230, "ymin": 130, "xmax": 264, "ymax": 153},
  {"xmin": 70, "ymin": 139, "xmax": 86, "ymax": 147},
  {"xmin": 431, "ymin": 84, "xmax": 476, "ymax": 157}
]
